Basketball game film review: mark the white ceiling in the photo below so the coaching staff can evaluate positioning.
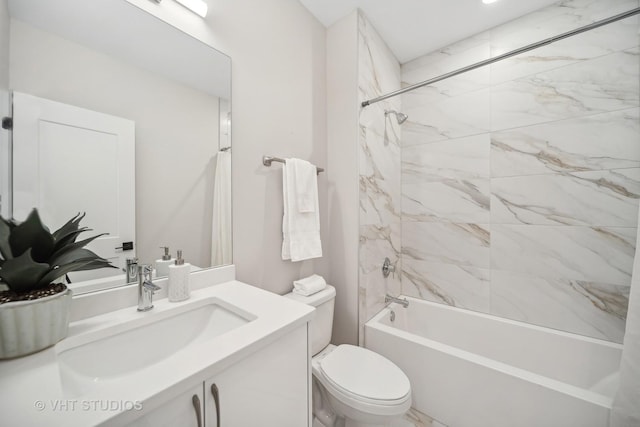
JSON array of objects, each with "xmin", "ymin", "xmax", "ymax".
[{"xmin": 299, "ymin": 0, "xmax": 561, "ymax": 63}]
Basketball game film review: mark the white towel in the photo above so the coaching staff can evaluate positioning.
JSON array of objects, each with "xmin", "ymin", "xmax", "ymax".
[
  {"xmin": 282, "ymin": 158, "xmax": 322, "ymax": 262},
  {"xmin": 293, "ymin": 274, "xmax": 327, "ymax": 296},
  {"xmin": 292, "ymin": 159, "xmax": 317, "ymax": 213}
]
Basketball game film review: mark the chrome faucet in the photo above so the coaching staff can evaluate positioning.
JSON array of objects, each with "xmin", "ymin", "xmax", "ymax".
[
  {"xmin": 137, "ymin": 264, "xmax": 161, "ymax": 312},
  {"xmin": 385, "ymin": 294, "xmax": 409, "ymax": 308},
  {"xmin": 124, "ymin": 257, "xmax": 139, "ymax": 284}
]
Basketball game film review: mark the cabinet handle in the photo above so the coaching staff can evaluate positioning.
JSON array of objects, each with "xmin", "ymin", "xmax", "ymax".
[
  {"xmin": 210, "ymin": 383, "xmax": 220, "ymax": 426},
  {"xmin": 192, "ymin": 394, "xmax": 203, "ymax": 427}
]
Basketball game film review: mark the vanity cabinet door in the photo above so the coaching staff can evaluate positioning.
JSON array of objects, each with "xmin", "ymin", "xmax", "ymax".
[
  {"xmin": 204, "ymin": 324, "xmax": 309, "ymax": 427},
  {"xmin": 125, "ymin": 384, "xmax": 204, "ymax": 427}
]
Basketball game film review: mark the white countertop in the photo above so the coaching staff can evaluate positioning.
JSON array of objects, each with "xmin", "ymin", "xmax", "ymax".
[{"xmin": 0, "ymin": 280, "xmax": 314, "ymax": 427}]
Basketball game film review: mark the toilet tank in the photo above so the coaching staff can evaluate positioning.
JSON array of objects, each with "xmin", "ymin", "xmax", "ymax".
[{"xmin": 285, "ymin": 285, "xmax": 336, "ymax": 356}]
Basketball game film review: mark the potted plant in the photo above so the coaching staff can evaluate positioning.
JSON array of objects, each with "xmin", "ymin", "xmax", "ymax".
[{"xmin": 0, "ymin": 209, "xmax": 114, "ymax": 359}]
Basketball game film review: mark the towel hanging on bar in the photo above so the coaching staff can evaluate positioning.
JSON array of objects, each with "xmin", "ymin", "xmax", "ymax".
[
  {"xmin": 281, "ymin": 158, "xmax": 322, "ymax": 262},
  {"xmin": 263, "ymin": 155, "xmax": 324, "ymax": 174}
]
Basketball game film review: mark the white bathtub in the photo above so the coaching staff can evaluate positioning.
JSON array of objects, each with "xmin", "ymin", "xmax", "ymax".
[{"xmin": 364, "ymin": 296, "xmax": 622, "ymax": 427}]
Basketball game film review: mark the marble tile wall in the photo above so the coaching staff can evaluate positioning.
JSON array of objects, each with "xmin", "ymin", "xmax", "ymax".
[
  {"xmin": 357, "ymin": 11, "xmax": 402, "ymax": 343},
  {"xmin": 399, "ymin": 0, "xmax": 640, "ymax": 342}
]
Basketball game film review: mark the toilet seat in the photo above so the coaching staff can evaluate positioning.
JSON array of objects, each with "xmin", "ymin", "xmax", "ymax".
[{"xmin": 314, "ymin": 345, "xmax": 411, "ymax": 416}]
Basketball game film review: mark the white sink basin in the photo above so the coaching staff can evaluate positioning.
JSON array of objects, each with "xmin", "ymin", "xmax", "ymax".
[{"xmin": 57, "ymin": 300, "xmax": 252, "ymax": 396}]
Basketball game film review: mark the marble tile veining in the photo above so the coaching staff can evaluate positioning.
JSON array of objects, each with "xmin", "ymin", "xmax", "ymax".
[
  {"xmin": 403, "ymin": 178, "xmax": 490, "ymax": 224},
  {"xmin": 491, "ymin": 17, "xmax": 639, "ymax": 86},
  {"xmin": 402, "ymin": 134, "xmax": 490, "ymax": 182},
  {"xmin": 357, "ymin": 11, "xmax": 403, "ymax": 335},
  {"xmin": 490, "ymin": 0, "xmax": 640, "ymax": 53},
  {"xmin": 491, "ymin": 225, "xmax": 636, "ymax": 286},
  {"xmin": 402, "ymin": 88, "xmax": 491, "ymax": 146},
  {"xmin": 491, "ymin": 108, "xmax": 640, "ymax": 177},
  {"xmin": 402, "ymin": 258, "xmax": 491, "ymax": 312},
  {"xmin": 491, "ymin": 168, "xmax": 640, "ymax": 226},
  {"xmin": 403, "ymin": 222, "xmax": 490, "ymax": 269},
  {"xmin": 491, "ymin": 49, "xmax": 639, "ymax": 131},
  {"xmin": 491, "ymin": 270, "xmax": 629, "ymax": 342}
]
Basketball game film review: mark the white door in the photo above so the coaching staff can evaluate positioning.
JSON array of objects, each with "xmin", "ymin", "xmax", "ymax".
[{"xmin": 12, "ymin": 92, "xmax": 135, "ymax": 281}]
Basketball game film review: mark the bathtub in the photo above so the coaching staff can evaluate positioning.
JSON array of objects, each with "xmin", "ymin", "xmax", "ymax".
[{"xmin": 364, "ymin": 296, "xmax": 622, "ymax": 427}]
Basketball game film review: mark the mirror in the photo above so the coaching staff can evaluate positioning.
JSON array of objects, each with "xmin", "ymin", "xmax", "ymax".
[{"xmin": 0, "ymin": 0, "xmax": 232, "ymax": 293}]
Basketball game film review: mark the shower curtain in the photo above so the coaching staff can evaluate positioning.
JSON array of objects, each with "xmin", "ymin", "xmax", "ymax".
[
  {"xmin": 610, "ymin": 208, "xmax": 640, "ymax": 426},
  {"xmin": 211, "ymin": 150, "xmax": 232, "ymax": 266}
]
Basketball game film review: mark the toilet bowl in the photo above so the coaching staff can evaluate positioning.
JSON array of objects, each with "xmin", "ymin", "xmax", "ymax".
[{"xmin": 286, "ymin": 285, "xmax": 411, "ymax": 427}]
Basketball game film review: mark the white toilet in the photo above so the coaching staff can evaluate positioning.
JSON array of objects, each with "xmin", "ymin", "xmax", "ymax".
[{"xmin": 286, "ymin": 285, "xmax": 411, "ymax": 427}]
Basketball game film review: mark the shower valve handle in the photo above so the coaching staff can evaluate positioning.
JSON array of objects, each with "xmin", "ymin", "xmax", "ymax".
[{"xmin": 382, "ymin": 257, "xmax": 395, "ymax": 278}]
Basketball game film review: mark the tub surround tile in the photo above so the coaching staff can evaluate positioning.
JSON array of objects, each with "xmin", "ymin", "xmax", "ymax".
[
  {"xmin": 360, "ymin": 224, "xmax": 401, "ymax": 274},
  {"xmin": 402, "ymin": 88, "xmax": 491, "ymax": 146},
  {"xmin": 402, "ymin": 134, "xmax": 490, "ymax": 223},
  {"xmin": 402, "ymin": 222, "xmax": 490, "ymax": 269},
  {"xmin": 402, "ymin": 258, "xmax": 490, "ymax": 312},
  {"xmin": 387, "ymin": 0, "xmax": 640, "ymax": 342},
  {"xmin": 402, "ymin": 31, "xmax": 490, "ymax": 84},
  {"xmin": 491, "ymin": 49, "xmax": 639, "ymax": 131},
  {"xmin": 402, "ymin": 134, "xmax": 490, "ymax": 182},
  {"xmin": 402, "ymin": 31, "xmax": 490, "ymax": 99},
  {"xmin": 491, "ymin": 270, "xmax": 629, "ymax": 342},
  {"xmin": 491, "ymin": 109, "xmax": 640, "ymax": 177},
  {"xmin": 491, "ymin": 17, "xmax": 639, "ymax": 86},
  {"xmin": 490, "ymin": 0, "xmax": 640, "ymax": 54},
  {"xmin": 361, "ymin": 266, "xmax": 401, "ymax": 324},
  {"xmin": 357, "ymin": 11, "xmax": 402, "ymax": 340},
  {"xmin": 357, "ymin": 12, "xmax": 401, "ymax": 102},
  {"xmin": 359, "ymin": 225, "xmax": 402, "ymax": 325},
  {"xmin": 491, "ymin": 225, "xmax": 636, "ymax": 287},
  {"xmin": 359, "ymin": 122, "xmax": 402, "ymax": 226},
  {"xmin": 402, "ymin": 179, "xmax": 490, "ymax": 224},
  {"xmin": 490, "ymin": 168, "xmax": 640, "ymax": 226},
  {"xmin": 358, "ymin": 152, "xmax": 401, "ymax": 228}
]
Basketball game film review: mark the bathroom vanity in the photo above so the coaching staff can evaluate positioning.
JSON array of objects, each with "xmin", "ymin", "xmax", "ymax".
[{"xmin": 0, "ymin": 273, "xmax": 314, "ymax": 426}]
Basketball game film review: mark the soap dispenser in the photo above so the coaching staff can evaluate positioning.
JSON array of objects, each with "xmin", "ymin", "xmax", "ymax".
[
  {"xmin": 155, "ymin": 246, "xmax": 173, "ymax": 278},
  {"xmin": 168, "ymin": 250, "xmax": 191, "ymax": 302}
]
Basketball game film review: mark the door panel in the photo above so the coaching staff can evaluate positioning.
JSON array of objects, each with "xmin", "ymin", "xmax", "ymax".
[{"xmin": 12, "ymin": 92, "xmax": 135, "ymax": 278}]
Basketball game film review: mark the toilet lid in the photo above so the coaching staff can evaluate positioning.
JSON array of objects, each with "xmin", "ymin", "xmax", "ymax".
[{"xmin": 319, "ymin": 345, "xmax": 410, "ymax": 401}]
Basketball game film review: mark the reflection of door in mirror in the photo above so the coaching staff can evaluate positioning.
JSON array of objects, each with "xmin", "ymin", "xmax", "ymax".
[{"xmin": 12, "ymin": 92, "xmax": 135, "ymax": 281}]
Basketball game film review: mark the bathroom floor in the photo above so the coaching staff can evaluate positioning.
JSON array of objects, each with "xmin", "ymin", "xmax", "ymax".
[{"xmin": 400, "ymin": 408, "xmax": 447, "ymax": 427}]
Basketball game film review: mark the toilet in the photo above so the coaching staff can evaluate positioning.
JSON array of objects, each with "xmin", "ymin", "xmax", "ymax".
[{"xmin": 286, "ymin": 285, "xmax": 411, "ymax": 427}]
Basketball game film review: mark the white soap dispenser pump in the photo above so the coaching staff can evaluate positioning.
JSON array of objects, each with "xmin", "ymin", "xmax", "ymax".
[
  {"xmin": 168, "ymin": 250, "xmax": 191, "ymax": 302},
  {"xmin": 155, "ymin": 246, "xmax": 173, "ymax": 278}
]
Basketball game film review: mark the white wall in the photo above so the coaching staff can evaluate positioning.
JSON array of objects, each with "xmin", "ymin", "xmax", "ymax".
[
  {"xmin": 327, "ymin": 11, "xmax": 359, "ymax": 345},
  {"xmin": 9, "ymin": 19, "xmax": 220, "ymax": 269},
  {"xmin": 213, "ymin": 0, "xmax": 329, "ymax": 295}
]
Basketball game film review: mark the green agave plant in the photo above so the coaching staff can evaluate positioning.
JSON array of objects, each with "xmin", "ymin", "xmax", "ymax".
[{"xmin": 0, "ymin": 209, "xmax": 115, "ymax": 293}]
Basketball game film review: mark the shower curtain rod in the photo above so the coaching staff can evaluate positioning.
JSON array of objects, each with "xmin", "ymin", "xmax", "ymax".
[{"xmin": 361, "ymin": 7, "xmax": 640, "ymax": 108}]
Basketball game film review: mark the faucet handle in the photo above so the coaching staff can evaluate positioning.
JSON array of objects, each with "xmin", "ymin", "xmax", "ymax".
[
  {"xmin": 382, "ymin": 257, "xmax": 396, "ymax": 278},
  {"xmin": 143, "ymin": 281, "xmax": 161, "ymax": 292}
]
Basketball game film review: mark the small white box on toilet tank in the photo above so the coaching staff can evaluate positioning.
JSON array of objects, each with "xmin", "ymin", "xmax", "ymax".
[{"xmin": 285, "ymin": 285, "xmax": 335, "ymax": 355}]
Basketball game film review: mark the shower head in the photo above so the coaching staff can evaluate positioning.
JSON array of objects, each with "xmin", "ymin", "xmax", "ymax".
[{"xmin": 385, "ymin": 109, "xmax": 408, "ymax": 125}]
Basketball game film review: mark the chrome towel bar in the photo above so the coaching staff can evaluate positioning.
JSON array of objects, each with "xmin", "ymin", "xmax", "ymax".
[{"xmin": 262, "ymin": 155, "xmax": 324, "ymax": 174}]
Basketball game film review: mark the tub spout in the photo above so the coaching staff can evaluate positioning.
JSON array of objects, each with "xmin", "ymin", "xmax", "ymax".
[{"xmin": 385, "ymin": 294, "xmax": 409, "ymax": 308}]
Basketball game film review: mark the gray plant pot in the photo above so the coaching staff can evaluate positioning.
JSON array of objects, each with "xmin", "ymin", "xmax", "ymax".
[{"xmin": 0, "ymin": 288, "xmax": 73, "ymax": 359}]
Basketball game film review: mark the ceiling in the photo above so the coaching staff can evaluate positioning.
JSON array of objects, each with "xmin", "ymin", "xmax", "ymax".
[{"xmin": 299, "ymin": 0, "xmax": 561, "ymax": 63}]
